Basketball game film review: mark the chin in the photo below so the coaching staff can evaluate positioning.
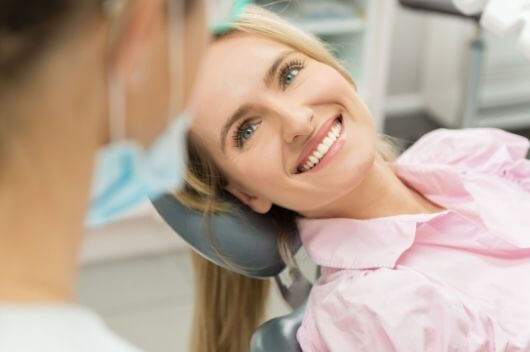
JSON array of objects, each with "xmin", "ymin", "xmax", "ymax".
[
  {"xmin": 324, "ymin": 147, "xmax": 375, "ymax": 198},
  {"xmin": 295, "ymin": 166, "xmax": 374, "ymax": 215}
]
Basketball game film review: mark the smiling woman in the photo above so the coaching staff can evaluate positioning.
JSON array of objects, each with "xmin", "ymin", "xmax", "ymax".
[{"xmin": 178, "ymin": 5, "xmax": 397, "ymax": 352}]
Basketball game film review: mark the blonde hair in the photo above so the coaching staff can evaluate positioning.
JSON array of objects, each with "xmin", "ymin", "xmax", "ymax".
[{"xmin": 181, "ymin": 5, "xmax": 398, "ymax": 352}]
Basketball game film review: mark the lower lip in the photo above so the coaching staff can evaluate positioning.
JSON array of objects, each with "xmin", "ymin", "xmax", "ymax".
[{"xmin": 303, "ymin": 118, "xmax": 346, "ymax": 174}]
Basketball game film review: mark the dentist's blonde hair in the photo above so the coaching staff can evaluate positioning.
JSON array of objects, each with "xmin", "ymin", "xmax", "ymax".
[{"xmin": 182, "ymin": 5, "xmax": 398, "ymax": 352}]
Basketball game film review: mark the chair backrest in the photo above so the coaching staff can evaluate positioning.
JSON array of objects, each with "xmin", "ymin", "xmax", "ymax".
[
  {"xmin": 152, "ymin": 193, "xmax": 301, "ymax": 278},
  {"xmin": 151, "ymin": 193, "xmax": 309, "ymax": 351}
]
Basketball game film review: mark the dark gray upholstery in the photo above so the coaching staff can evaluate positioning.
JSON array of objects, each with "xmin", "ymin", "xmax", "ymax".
[
  {"xmin": 151, "ymin": 193, "xmax": 301, "ymax": 278},
  {"xmin": 152, "ymin": 193, "xmax": 308, "ymax": 351},
  {"xmin": 250, "ymin": 303, "xmax": 306, "ymax": 352}
]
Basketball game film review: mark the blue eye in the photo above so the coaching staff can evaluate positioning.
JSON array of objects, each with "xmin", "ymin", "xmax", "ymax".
[
  {"xmin": 240, "ymin": 124, "xmax": 255, "ymax": 141},
  {"xmin": 282, "ymin": 67, "xmax": 300, "ymax": 85},
  {"xmin": 279, "ymin": 59, "xmax": 305, "ymax": 88},
  {"xmin": 233, "ymin": 120, "xmax": 261, "ymax": 148}
]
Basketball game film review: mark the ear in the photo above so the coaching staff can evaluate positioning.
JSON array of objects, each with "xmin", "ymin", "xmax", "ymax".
[
  {"xmin": 111, "ymin": 0, "xmax": 162, "ymax": 80},
  {"xmin": 225, "ymin": 183, "xmax": 273, "ymax": 214}
]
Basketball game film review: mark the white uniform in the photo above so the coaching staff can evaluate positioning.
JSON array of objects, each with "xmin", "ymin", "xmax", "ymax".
[{"xmin": 0, "ymin": 304, "xmax": 142, "ymax": 352}]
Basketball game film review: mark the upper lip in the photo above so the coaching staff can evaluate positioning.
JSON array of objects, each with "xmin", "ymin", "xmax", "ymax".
[{"xmin": 294, "ymin": 114, "xmax": 341, "ymax": 173}]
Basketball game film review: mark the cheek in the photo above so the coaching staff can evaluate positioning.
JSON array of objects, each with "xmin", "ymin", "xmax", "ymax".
[
  {"xmin": 218, "ymin": 138, "xmax": 288, "ymax": 205},
  {"xmin": 343, "ymin": 128, "xmax": 376, "ymax": 183},
  {"xmin": 302, "ymin": 65, "xmax": 353, "ymax": 102},
  {"xmin": 232, "ymin": 145, "xmax": 284, "ymax": 192},
  {"xmin": 333, "ymin": 100, "xmax": 377, "ymax": 192}
]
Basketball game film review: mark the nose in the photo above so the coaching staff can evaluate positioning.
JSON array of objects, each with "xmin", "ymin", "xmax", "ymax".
[{"xmin": 276, "ymin": 103, "xmax": 314, "ymax": 144}]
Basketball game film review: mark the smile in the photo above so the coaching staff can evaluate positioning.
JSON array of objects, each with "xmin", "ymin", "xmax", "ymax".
[{"xmin": 296, "ymin": 114, "xmax": 344, "ymax": 174}]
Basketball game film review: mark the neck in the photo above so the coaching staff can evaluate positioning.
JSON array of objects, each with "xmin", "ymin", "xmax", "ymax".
[
  {"xmin": 0, "ymin": 31, "xmax": 105, "ymax": 303},
  {"xmin": 0, "ymin": 146, "xmax": 91, "ymax": 302},
  {"xmin": 305, "ymin": 154, "xmax": 443, "ymax": 220}
]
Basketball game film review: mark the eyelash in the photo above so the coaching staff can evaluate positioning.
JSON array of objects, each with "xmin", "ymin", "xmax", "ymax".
[
  {"xmin": 231, "ymin": 58, "xmax": 306, "ymax": 149},
  {"xmin": 232, "ymin": 119, "xmax": 261, "ymax": 149},
  {"xmin": 278, "ymin": 58, "xmax": 306, "ymax": 89}
]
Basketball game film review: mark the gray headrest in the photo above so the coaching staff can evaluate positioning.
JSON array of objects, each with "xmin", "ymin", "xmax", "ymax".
[{"xmin": 151, "ymin": 193, "xmax": 301, "ymax": 278}]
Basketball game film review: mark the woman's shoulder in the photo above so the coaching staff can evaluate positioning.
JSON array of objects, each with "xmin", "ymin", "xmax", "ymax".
[{"xmin": 397, "ymin": 128, "xmax": 529, "ymax": 174}]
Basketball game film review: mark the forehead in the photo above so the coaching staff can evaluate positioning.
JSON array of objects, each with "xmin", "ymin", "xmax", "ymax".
[
  {"xmin": 194, "ymin": 33, "xmax": 292, "ymax": 102},
  {"xmin": 190, "ymin": 33, "xmax": 292, "ymax": 145},
  {"xmin": 202, "ymin": 32, "xmax": 292, "ymax": 84}
]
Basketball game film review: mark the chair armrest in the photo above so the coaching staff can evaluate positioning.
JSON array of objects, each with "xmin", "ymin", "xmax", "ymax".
[{"xmin": 250, "ymin": 303, "xmax": 306, "ymax": 352}]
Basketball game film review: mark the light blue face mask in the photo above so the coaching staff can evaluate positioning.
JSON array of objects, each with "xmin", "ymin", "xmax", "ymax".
[{"xmin": 86, "ymin": 113, "xmax": 190, "ymax": 227}]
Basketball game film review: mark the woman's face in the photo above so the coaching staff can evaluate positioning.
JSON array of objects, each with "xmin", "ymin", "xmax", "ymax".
[{"xmin": 191, "ymin": 33, "xmax": 377, "ymax": 217}]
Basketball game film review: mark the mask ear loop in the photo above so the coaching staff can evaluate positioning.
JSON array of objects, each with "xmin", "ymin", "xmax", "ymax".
[
  {"xmin": 103, "ymin": 0, "xmax": 128, "ymax": 142},
  {"xmin": 167, "ymin": 0, "xmax": 185, "ymax": 122}
]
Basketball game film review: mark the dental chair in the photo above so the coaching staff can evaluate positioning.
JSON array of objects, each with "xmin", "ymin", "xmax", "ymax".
[{"xmin": 152, "ymin": 193, "xmax": 312, "ymax": 352}]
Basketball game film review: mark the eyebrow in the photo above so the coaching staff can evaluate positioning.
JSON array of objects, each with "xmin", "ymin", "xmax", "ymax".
[{"xmin": 220, "ymin": 50, "xmax": 297, "ymax": 152}]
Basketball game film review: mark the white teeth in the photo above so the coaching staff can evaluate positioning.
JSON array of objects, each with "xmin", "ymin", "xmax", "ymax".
[
  {"xmin": 299, "ymin": 120, "xmax": 343, "ymax": 172},
  {"xmin": 317, "ymin": 144, "xmax": 328, "ymax": 154}
]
